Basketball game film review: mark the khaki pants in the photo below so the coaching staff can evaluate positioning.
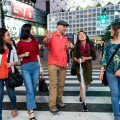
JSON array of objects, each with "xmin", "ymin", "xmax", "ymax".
[{"xmin": 48, "ymin": 65, "xmax": 66, "ymax": 107}]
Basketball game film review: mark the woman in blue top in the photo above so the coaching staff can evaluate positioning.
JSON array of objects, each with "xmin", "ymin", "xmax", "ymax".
[{"xmin": 99, "ymin": 22, "xmax": 120, "ymax": 120}]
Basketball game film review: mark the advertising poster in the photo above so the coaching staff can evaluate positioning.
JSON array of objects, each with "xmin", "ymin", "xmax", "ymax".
[
  {"xmin": 38, "ymin": 27, "xmax": 46, "ymax": 36},
  {"xmin": 33, "ymin": 26, "xmax": 38, "ymax": 36},
  {"xmin": 12, "ymin": 0, "xmax": 33, "ymax": 21},
  {"xmin": 5, "ymin": 17, "xmax": 24, "ymax": 37}
]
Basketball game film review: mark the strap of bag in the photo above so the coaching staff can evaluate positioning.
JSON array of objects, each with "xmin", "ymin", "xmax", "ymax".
[
  {"xmin": 7, "ymin": 49, "xmax": 11, "ymax": 63},
  {"xmin": 106, "ymin": 44, "xmax": 120, "ymax": 69},
  {"xmin": 39, "ymin": 73, "xmax": 44, "ymax": 79}
]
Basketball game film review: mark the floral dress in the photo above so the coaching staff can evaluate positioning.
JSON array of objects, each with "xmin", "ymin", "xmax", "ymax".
[{"xmin": 100, "ymin": 40, "xmax": 120, "ymax": 75}]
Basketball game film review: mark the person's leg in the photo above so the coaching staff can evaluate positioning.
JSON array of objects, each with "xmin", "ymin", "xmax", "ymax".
[
  {"xmin": 21, "ymin": 63, "xmax": 36, "ymax": 110},
  {"xmin": 48, "ymin": 65, "xmax": 59, "ymax": 112},
  {"xmin": 5, "ymin": 79, "xmax": 18, "ymax": 118},
  {"xmin": 57, "ymin": 67, "xmax": 66, "ymax": 107},
  {"xmin": 0, "ymin": 79, "xmax": 4, "ymax": 120},
  {"xmin": 22, "ymin": 63, "xmax": 37, "ymax": 119},
  {"xmin": 5, "ymin": 79, "xmax": 16, "ymax": 110},
  {"xmin": 106, "ymin": 72, "xmax": 120, "ymax": 118},
  {"xmin": 31, "ymin": 62, "xmax": 40, "ymax": 97}
]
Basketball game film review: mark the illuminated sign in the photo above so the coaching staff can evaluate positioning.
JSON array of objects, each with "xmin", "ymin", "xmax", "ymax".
[{"xmin": 12, "ymin": 0, "xmax": 33, "ymax": 21}]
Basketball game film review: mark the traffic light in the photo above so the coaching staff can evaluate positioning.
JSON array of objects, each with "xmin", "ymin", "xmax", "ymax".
[{"xmin": 100, "ymin": 14, "xmax": 107, "ymax": 24}]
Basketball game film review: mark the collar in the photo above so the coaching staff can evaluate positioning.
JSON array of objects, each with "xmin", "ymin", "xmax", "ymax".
[{"xmin": 53, "ymin": 31, "xmax": 65, "ymax": 37}]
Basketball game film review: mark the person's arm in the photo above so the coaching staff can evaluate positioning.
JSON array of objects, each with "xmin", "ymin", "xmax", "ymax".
[
  {"xmin": 65, "ymin": 41, "xmax": 74, "ymax": 50},
  {"xmin": 37, "ymin": 55, "xmax": 43, "ymax": 74},
  {"xmin": 99, "ymin": 65, "xmax": 104, "ymax": 81},
  {"xmin": 18, "ymin": 52, "xmax": 30, "ymax": 59},
  {"xmin": 81, "ymin": 56, "xmax": 92, "ymax": 62},
  {"xmin": 73, "ymin": 57, "xmax": 82, "ymax": 64},
  {"xmin": 6, "ymin": 46, "xmax": 18, "ymax": 68}
]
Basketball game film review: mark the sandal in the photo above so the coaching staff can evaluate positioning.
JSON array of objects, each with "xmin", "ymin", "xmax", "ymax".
[
  {"xmin": 11, "ymin": 110, "xmax": 18, "ymax": 118},
  {"xmin": 28, "ymin": 111, "xmax": 37, "ymax": 120}
]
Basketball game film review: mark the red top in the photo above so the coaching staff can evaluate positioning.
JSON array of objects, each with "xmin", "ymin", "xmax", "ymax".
[
  {"xmin": 43, "ymin": 31, "xmax": 68, "ymax": 68},
  {"xmin": 0, "ymin": 49, "xmax": 9, "ymax": 79},
  {"xmin": 17, "ymin": 40, "xmax": 40, "ymax": 65}
]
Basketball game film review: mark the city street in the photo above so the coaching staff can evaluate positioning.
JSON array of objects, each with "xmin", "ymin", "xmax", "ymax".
[{"xmin": 2, "ymin": 50, "xmax": 114, "ymax": 120}]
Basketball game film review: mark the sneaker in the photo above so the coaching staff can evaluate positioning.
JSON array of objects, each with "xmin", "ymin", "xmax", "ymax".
[
  {"xmin": 57, "ymin": 99, "xmax": 65, "ymax": 107},
  {"xmin": 50, "ymin": 105, "xmax": 58, "ymax": 113},
  {"xmin": 79, "ymin": 96, "xmax": 82, "ymax": 102},
  {"xmin": 82, "ymin": 102, "xmax": 88, "ymax": 112}
]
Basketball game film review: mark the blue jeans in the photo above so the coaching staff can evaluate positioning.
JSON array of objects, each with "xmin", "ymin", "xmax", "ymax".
[
  {"xmin": 106, "ymin": 71, "xmax": 120, "ymax": 119},
  {"xmin": 21, "ymin": 61, "xmax": 40, "ymax": 110},
  {"xmin": 0, "ymin": 79, "xmax": 16, "ymax": 120}
]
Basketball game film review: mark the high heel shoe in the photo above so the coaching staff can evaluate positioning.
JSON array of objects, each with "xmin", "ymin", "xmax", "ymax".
[{"xmin": 28, "ymin": 111, "xmax": 37, "ymax": 120}]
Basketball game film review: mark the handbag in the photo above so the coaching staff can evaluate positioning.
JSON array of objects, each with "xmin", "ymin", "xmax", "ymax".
[
  {"xmin": 71, "ymin": 60, "xmax": 77, "ymax": 76},
  {"xmin": 102, "ymin": 44, "xmax": 120, "ymax": 86},
  {"xmin": 38, "ymin": 73, "xmax": 48, "ymax": 92},
  {"xmin": 7, "ymin": 49, "xmax": 23, "ymax": 88}
]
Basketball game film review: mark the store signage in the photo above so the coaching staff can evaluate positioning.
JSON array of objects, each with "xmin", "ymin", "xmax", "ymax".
[{"xmin": 12, "ymin": 0, "xmax": 33, "ymax": 21}]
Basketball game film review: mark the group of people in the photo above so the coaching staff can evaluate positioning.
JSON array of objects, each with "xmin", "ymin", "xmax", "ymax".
[
  {"xmin": 0, "ymin": 19, "xmax": 120, "ymax": 120},
  {"xmin": 0, "ymin": 24, "xmax": 43, "ymax": 120}
]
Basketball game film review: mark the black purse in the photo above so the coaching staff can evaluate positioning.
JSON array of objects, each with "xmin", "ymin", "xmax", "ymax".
[
  {"xmin": 102, "ymin": 44, "xmax": 120, "ymax": 86},
  {"xmin": 7, "ymin": 49, "xmax": 23, "ymax": 88},
  {"xmin": 71, "ymin": 61, "xmax": 77, "ymax": 76},
  {"xmin": 38, "ymin": 73, "xmax": 48, "ymax": 92}
]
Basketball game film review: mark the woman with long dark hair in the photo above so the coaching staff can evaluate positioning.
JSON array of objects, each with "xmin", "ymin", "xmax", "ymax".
[
  {"xmin": 17, "ymin": 24, "xmax": 43, "ymax": 120},
  {"xmin": 99, "ymin": 22, "xmax": 120, "ymax": 120},
  {"xmin": 73, "ymin": 30, "xmax": 96, "ymax": 112},
  {"xmin": 0, "ymin": 28, "xmax": 18, "ymax": 120}
]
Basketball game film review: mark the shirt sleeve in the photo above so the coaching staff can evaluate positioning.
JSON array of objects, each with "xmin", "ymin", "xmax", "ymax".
[
  {"xmin": 17, "ymin": 41, "xmax": 22, "ymax": 55},
  {"xmin": 36, "ymin": 42, "xmax": 40, "ymax": 55},
  {"xmin": 12, "ymin": 45, "xmax": 18, "ymax": 62},
  {"xmin": 100, "ymin": 43, "xmax": 107, "ymax": 66}
]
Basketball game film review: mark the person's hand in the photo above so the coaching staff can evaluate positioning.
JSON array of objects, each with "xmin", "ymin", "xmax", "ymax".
[
  {"xmin": 77, "ymin": 58, "xmax": 82, "ymax": 64},
  {"xmin": 46, "ymin": 30, "xmax": 53, "ymax": 40},
  {"xmin": 6, "ymin": 63, "xmax": 12, "ymax": 68},
  {"xmin": 99, "ymin": 73, "xmax": 103, "ymax": 81},
  {"xmin": 115, "ymin": 69, "xmax": 120, "ymax": 76},
  {"xmin": 81, "ymin": 57, "xmax": 87, "ymax": 62},
  {"xmin": 69, "ymin": 42, "xmax": 74, "ymax": 48},
  {"xmin": 24, "ymin": 52, "xmax": 30, "ymax": 57},
  {"xmin": 40, "ymin": 67, "xmax": 43, "ymax": 74}
]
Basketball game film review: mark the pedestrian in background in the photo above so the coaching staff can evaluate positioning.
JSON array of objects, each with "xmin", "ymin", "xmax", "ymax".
[
  {"xmin": 17, "ymin": 24, "xmax": 43, "ymax": 120},
  {"xmin": 43, "ymin": 20, "xmax": 73, "ymax": 113},
  {"xmin": 99, "ymin": 22, "xmax": 120, "ymax": 120},
  {"xmin": 0, "ymin": 28, "xmax": 18, "ymax": 120},
  {"xmin": 73, "ymin": 30, "xmax": 96, "ymax": 112}
]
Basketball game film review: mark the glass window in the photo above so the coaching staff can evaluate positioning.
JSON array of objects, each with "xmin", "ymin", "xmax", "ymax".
[
  {"xmin": 97, "ymin": 8, "xmax": 100, "ymax": 12},
  {"xmin": 80, "ymin": 10, "xmax": 83, "ymax": 14},
  {"xmin": 93, "ymin": 13, "xmax": 96, "ymax": 17},
  {"xmin": 115, "ymin": 5, "xmax": 119, "ymax": 10},
  {"xmin": 92, "ymin": 31, "xmax": 96, "ymax": 35}
]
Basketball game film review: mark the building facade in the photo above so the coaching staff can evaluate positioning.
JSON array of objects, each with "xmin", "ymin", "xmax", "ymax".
[
  {"xmin": 47, "ymin": 4, "xmax": 120, "ymax": 43},
  {"xmin": 2, "ymin": 0, "xmax": 47, "ymax": 39}
]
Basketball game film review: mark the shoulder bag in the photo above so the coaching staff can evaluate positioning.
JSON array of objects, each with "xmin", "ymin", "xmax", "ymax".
[{"xmin": 7, "ymin": 49, "xmax": 23, "ymax": 88}]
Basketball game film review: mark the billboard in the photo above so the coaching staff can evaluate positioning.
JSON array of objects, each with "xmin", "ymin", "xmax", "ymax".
[{"xmin": 12, "ymin": 0, "xmax": 33, "ymax": 21}]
